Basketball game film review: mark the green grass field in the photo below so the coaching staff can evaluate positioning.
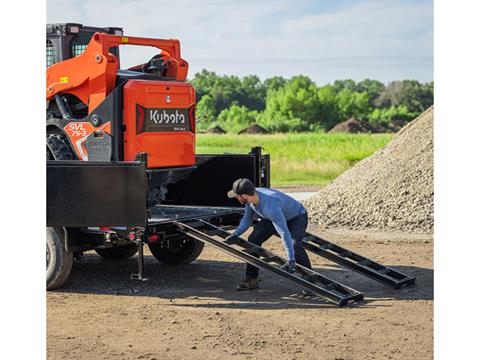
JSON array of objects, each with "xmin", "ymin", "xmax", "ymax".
[{"xmin": 196, "ymin": 133, "xmax": 393, "ymax": 187}]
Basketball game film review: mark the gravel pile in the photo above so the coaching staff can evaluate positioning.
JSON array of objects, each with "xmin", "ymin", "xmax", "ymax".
[
  {"xmin": 238, "ymin": 123, "xmax": 269, "ymax": 134},
  {"xmin": 304, "ymin": 106, "xmax": 434, "ymax": 233},
  {"xmin": 206, "ymin": 125, "xmax": 226, "ymax": 134},
  {"xmin": 328, "ymin": 118, "xmax": 375, "ymax": 133}
]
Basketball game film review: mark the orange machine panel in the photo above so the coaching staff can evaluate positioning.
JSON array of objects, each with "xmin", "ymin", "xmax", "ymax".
[{"xmin": 123, "ymin": 80, "xmax": 195, "ymax": 168}]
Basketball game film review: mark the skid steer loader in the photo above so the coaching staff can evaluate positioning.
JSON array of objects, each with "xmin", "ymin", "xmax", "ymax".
[{"xmin": 46, "ymin": 23, "xmax": 195, "ymax": 203}]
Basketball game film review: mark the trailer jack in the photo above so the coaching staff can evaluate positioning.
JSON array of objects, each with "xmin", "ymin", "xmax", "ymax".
[{"xmin": 130, "ymin": 229, "xmax": 149, "ymax": 282}]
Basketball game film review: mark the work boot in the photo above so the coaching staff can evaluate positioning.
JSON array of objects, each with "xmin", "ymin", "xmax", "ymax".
[
  {"xmin": 236, "ymin": 277, "xmax": 260, "ymax": 291},
  {"xmin": 280, "ymin": 260, "xmax": 296, "ymax": 274}
]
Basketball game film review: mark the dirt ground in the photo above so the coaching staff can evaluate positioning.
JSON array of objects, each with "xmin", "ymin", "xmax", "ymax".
[{"xmin": 47, "ymin": 228, "xmax": 433, "ymax": 360}]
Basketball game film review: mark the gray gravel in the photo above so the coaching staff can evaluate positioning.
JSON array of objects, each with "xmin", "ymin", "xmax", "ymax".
[{"xmin": 303, "ymin": 106, "xmax": 434, "ymax": 233}]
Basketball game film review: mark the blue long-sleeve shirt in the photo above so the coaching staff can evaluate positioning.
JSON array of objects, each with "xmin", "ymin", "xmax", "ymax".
[{"xmin": 233, "ymin": 188, "xmax": 306, "ymax": 261}]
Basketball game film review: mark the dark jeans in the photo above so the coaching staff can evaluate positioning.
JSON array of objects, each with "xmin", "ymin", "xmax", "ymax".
[{"xmin": 245, "ymin": 212, "xmax": 312, "ymax": 279}]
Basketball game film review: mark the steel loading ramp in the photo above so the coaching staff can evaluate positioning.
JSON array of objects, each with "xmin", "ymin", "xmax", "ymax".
[
  {"xmin": 246, "ymin": 217, "xmax": 416, "ymax": 289},
  {"xmin": 174, "ymin": 219, "xmax": 364, "ymax": 307},
  {"xmin": 300, "ymin": 233, "xmax": 416, "ymax": 289}
]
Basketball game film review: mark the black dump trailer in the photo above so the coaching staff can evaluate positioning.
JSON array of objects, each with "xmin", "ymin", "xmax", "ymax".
[
  {"xmin": 47, "ymin": 147, "xmax": 269, "ymax": 289},
  {"xmin": 47, "ymin": 147, "xmax": 415, "ymax": 307}
]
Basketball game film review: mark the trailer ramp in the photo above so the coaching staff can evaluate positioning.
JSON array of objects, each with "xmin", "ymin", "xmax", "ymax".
[
  {"xmin": 299, "ymin": 233, "xmax": 416, "ymax": 289},
  {"xmin": 174, "ymin": 219, "xmax": 364, "ymax": 307}
]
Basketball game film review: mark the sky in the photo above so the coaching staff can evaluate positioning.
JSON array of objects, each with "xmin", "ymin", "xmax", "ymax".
[{"xmin": 47, "ymin": 0, "xmax": 433, "ymax": 85}]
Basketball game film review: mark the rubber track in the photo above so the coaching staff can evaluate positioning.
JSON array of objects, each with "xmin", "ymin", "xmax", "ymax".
[{"xmin": 46, "ymin": 133, "xmax": 77, "ymax": 160}]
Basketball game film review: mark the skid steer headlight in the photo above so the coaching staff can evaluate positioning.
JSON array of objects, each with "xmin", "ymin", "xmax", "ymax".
[{"xmin": 68, "ymin": 25, "xmax": 80, "ymax": 34}]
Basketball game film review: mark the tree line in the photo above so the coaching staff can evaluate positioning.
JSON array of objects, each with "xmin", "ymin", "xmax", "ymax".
[{"xmin": 191, "ymin": 69, "xmax": 434, "ymax": 133}]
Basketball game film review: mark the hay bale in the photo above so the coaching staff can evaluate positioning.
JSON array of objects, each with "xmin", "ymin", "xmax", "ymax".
[{"xmin": 304, "ymin": 107, "xmax": 434, "ymax": 233}]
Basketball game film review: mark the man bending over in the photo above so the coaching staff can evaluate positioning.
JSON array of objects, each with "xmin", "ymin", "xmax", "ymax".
[{"xmin": 226, "ymin": 178, "xmax": 312, "ymax": 291}]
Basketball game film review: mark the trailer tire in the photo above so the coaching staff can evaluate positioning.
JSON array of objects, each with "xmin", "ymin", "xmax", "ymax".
[
  {"xmin": 148, "ymin": 238, "xmax": 204, "ymax": 265},
  {"xmin": 47, "ymin": 227, "xmax": 73, "ymax": 290},
  {"xmin": 95, "ymin": 244, "xmax": 138, "ymax": 260}
]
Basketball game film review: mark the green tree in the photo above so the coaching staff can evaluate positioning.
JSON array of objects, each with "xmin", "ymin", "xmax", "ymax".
[
  {"xmin": 209, "ymin": 75, "xmax": 242, "ymax": 113},
  {"xmin": 336, "ymin": 89, "xmax": 372, "ymax": 121},
  {"xmin": 196, "ymin": 94, "xmax": 217, "ymax": 130},
  {"xmin": 368, "ymin": 105, "xmax": 416, "ymax": 127},
  {"xmin": 217, "ymin": 105, "xmax": 259, "ymax": 133},
  {"xmin": 191, "ymin": 69, "xmax": 433, "ymax": 133},
  {"xmin": 191, "ymin": 70, "xmax": 268, "ymax": 114},
  {"xmin": 332, "ymin": 79, "xmax": 356, "ymax": 93},
  {"xmin": 376, "ymin": 80, "xmax": 433, "ymax": 112},
  {"xmin": 317, "ymin": 85, "xmax": 342, "ymax": 130},
  {"xmin": 190, "ymin": 69, "xmax": 218, "ymax": 101},
  {"xmin": 239, "ymin": 75, "xmax": 266, "ymax": 111},
  {"xmin": 264, "ymin": 76, "xmax": 287, "ymax": 93},
  {"xmin": 260, "ymin": 75, "xmax": 322, "ymax": 132},
  {"xmin": 355, "ymin": 79, "xmax": 385, "ymax": 107}
]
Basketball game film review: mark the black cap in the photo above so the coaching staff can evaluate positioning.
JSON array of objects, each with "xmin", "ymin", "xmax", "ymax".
[{"xmin": 227, "ymin": 178, "xmax": 255, "ymax": 198}]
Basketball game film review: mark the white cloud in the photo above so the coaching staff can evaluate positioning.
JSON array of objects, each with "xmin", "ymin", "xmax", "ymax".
[{"xmin": 47, "ymin": 0, "xmax": 433, "ymax": 84}]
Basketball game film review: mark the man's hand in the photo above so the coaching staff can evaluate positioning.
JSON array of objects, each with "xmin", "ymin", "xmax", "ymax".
[
  {"xmin": 225, "ymin": 234, "xmax": 241, "ymax": 244},
  {"xmin": 280, "ymin": 260, "xmax": 296, "ymax": 274}
]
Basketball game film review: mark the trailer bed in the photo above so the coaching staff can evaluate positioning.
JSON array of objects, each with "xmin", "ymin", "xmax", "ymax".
[{"xmin": 148, "ymin": 205, "xmax": 243, "ymax": 225}]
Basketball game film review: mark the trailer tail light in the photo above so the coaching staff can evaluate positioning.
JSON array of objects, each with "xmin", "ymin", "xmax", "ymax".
[
  {"xmin": 188, "ymin": 105, "xmax": 195, "ymax": 133},
  {"xmin": 148, "ymin": 234, "xmax": 159, "ymax": 242}
]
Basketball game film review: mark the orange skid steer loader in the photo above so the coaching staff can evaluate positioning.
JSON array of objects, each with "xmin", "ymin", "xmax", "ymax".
[{"xmin": 46, "ymin": 24, "xmax": 195, "ymax": 205}]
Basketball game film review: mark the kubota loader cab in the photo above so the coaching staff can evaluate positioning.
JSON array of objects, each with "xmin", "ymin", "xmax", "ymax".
[
  {"xmin": 46, "ymin": 23, "xmax": 123, "ymax": 67},
  {"xmin": 46, "ymin": 23, "xmax": 196, "ymax": 203}
]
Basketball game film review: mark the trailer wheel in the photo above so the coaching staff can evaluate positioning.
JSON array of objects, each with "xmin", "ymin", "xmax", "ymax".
[
  {"xmin": 47, "ymin": 227, "xmax": 73, "ymax": 290},
  {"xmin": 95, "ymin": 244, "xmax": 138, "ymax": 260},
  {"xmin": 148, "ymin": 238, "xmax": 204, "ymax": 265}
]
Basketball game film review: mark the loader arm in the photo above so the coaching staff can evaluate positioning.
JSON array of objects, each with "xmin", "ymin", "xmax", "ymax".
[{"xmin": 46, "ymin": 32, "xmax": 189, "ymax": 114}]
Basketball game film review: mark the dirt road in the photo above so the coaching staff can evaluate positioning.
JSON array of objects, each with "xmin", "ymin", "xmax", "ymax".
[{"xmin": 47, "ymin": 229, "xmax": 433, "ymax": 360}]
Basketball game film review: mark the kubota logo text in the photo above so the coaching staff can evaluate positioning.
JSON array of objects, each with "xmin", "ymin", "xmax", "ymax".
[
  {"xmin": 149, "ymin": 109, "xmax": 186, "ymax": 124},
  {"xmin": 136, "ymin": 105, "xmax": 190, "ymax": 133}
]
